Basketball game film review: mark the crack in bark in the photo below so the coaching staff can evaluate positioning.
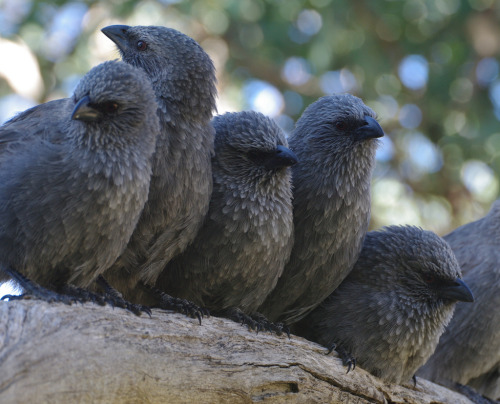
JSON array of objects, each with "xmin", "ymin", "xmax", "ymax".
[{"xmin": 238, "ymin": 361, "xmax": 382, "ymax": 403}]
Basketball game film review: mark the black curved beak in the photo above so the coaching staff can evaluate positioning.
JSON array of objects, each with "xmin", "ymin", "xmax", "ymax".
[
  {"xmin": 440, "ymin": 278, "xmax": 474, "ymax": 303},
  {"xmin": 72, "ymin": 96, "xmax": 100, "ymax": 122},
  {"xmin": 101, "ymin": 25, "xmax": 131, "ymax": 52},
  {"xmin": 356, "ymin": 116, "xmax": 384, "ymax": 140},
  {"xmin": 265, "ymin": 145, "xmax": 299, "ymax": 170}
]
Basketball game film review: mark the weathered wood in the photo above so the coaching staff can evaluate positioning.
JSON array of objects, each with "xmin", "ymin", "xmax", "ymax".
[{"xmin": 0, "ymin": 300, "xmax": 473, "ymax": 403}]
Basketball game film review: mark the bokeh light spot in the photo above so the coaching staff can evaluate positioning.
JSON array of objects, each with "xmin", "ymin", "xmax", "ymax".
[
  {"xmin": 476, "ymin": 58, "xmax": 499, "ymax": 87},
  {"xmin": 376, "ymin": 135, "xmax": 395, "ymax": 162},
  {"xmin": 243, "ymin": 79, "xmax": 284, "ymax": 117},
  {"xmin": 403, "ymin": 132, "xmax": 443, "ymax": 179},
  {"xmin": 296, "ymin": 9, "xmax": 322, "ymax": 36},
  {"xmin": 320, "ymin": 69, "xmax": 358, "ymax": 94},
  {"xmin": 461, "ymin": 160, "xmax": 499, "ymax": 202},
  {"xmin": 398, "ymin": 55, "xmax": 429, "ymax": 90},
  {"xmin": 282, "ymin": 57, "xmax": 312, "ymax": 86},
  {"xmin": 399, "ymin": 104, "xmax": 422, "ymax": 129}
]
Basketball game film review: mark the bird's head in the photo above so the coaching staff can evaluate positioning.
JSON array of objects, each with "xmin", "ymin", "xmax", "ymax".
[
  {"xmin": 101, "ymin": 24, "xmax": 217, "ymax": 119},
  {"xmin": 292, "ymin": 94, "xmax": 384, "ymax": 156},
  {"xmin": 365, "ymin": 226, "xmax": 474, "ymax": 306},
  {"xmin": 212, "ymin": 111, "xmax": 297, "ymax": 190},
  {"xmin": 71, "ymin": 61, "xmax": 159, "ymax": 144}
]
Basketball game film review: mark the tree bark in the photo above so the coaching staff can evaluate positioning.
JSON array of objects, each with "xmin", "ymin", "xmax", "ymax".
[{"xmin": 0, "ymin": 300, "xmax": 473, "ymax": 404}]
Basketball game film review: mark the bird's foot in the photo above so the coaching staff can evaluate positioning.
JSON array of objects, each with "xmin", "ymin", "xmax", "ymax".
[
  {"xmin": 62, "ymin": 284, "xmax": 107, "ymax": 306},
  {"xmin": 225, "ymin": 307, "xmax": 264, "ymax": 332},
  {"xmin": 327, "ymin": 343, "xmax": 356, "ymax": 373},
  {"xmin": 96, "ymin": 275, "xmax": 152, "ymax": 316},
  {"xmin": 248, "ymin": 312, "xmax": 290, "ymax": 337},
  {"xmin": 148, "ymin": 286, "xmax": 208, "ymax": 325},
  {"xmin": 0, "ymin": 266, "xmax": 78, "ymax": 305}
]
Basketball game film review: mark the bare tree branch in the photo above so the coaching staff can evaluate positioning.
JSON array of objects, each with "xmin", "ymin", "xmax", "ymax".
[{"xmin": 0, "ymin": 300, "xmax": 473, "ymax": 403}]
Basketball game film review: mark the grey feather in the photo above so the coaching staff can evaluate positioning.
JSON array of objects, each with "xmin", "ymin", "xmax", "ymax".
[
  {"xmin": 295, "ymin": 225, "xmax": 474, "ymax": 384},
  {"xmin": 99, "ymin": 25, "xmax": 217, "ymax": 300},
  {"xmin": 258, "ymin": 94, "xmax": 383, "ymax": 324},
  {"xmin": 418, "ymin": 200, "xmax": 500, "ymax": 401},
  {"xmin": 0, "ymin": 60, "xmax": 159, "ymax": 289},
  {"xmin": 157, "ymin": 111, "xmax": 295, "ymax": 313}
]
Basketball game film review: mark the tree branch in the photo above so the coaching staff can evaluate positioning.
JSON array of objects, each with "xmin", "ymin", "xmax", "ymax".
[{"xmin": 0, "ymin": 300, "xmax": 473, "ymax": 403}]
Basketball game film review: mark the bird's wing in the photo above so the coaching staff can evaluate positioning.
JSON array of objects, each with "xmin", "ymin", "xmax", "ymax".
[{"xmin": 0, "ymin": 99, "xmax": 70, "ymax": 156}]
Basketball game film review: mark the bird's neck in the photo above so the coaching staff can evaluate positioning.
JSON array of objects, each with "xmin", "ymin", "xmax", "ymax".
[{"xmin": 294, "ymin": 142, "xmax": 376, "ymax": 204}]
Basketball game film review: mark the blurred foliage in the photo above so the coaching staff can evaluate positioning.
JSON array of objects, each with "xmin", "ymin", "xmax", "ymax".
[{"xmin": 1, "ymin": 0, "xmax": 499, "ymax": 234}]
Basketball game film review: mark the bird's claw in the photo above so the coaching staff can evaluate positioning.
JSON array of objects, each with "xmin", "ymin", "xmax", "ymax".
[
  {"xmin": 95, "ymin": 275, "xmax": 152, "ymax": 317},
  {"xmin": 326, "ymin": 343, "xmax": 356, "ymax": 373},
  {"xmin": 251, "ymin": 313, "xmax": 290, "ymax": 337},
  {"xmin": 158, "ymin": 292, "xmax": 207, "ymax": 324}
]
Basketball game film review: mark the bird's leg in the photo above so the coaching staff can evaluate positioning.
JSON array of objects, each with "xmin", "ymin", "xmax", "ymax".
[
  {"xmin": 95, "ymin": 275, "xmax": 152, "ymax": 316},
  {"xmin": 248, "ymin": 312, "xmax": 290, "ymax": 337},
  {"xmin": 144, "ymin": 282, "xmax": 208, "ymax": 325},
  {"xmin": 62, "ymin": 283, "xmax": 153, "ymax": 316},
  {"xmin": 62, "ymin": 284, "xmax": 107, "ymax": 306},
  {"xmin": 221, "ymin": 307, "xmax": 262, "ymax": 332},
  {"xmin": 326, "ymin": 343, "xmax": 356, "ymax": 373},
  {"xmin": 0, "ymin": 266, "xmax": 78, "ymax": 305}
]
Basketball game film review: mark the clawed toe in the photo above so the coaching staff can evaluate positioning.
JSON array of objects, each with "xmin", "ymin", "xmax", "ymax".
[
  {"xmin": 326, "ymin": 343, "xmax": 356, "ymax": 373},
  {"xmin": 152, "ymin": 288, "xmax": 207, "ymax": 324},
  {"xmin": 250, "ymin": 312, "xmax": 290, "ymax": 337},
  {"xmin": 96, "ymin": 275, "xmax": 152, "ymax": 316}
]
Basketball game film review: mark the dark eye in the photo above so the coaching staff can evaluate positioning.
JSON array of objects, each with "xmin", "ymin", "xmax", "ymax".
[
  {"xmin": 246, "ymin": 150, "xmax": 267, "ymax": 162},
  {"xmin": 99, "ymin": 101, "xmax": 119, "ymax": 114},
  {"xmin": 335, "ymin": 120, "xmax": 347, "ymax": 131},
  {"xmin": 137, "ymin": 40, "xmax": 148, "ymax": 51},
  {"xmin": 422, "ymin": 274, "xmax": 436, "ymax": 284}
]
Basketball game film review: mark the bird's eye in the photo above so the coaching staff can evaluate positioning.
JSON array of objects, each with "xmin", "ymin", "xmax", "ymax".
[
  {"xmin": 99, "ymin": 101, "xmax": 119, "ymax": 114},
  {"xmin": 246, "ymin": 150, "xmax": 266, "ymax": 162},
  {"xmin": 335, "ymin": 120, "xmax": 347, "ymax": 131},
  {"xmin": 422, "ymin": 274, "xmax": 436, "ymax": 284},
  {"xmin": 136, "ymin": 40, "xmax": 148, "ymax": 51}
]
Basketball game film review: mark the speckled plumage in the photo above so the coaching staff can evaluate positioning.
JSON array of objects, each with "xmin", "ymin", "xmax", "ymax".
[
  {"xmin": 295, "ymin": 226, "xmax": 474, "ymax": 384},
  {"xmin": 157, "ymin": 111, "xmax": 295, "ymax": 313},
  {"xmin": 100, "ymin": 25, "xmax": 217, "ymax": 299},
  {"xmin": 0, "ymin": 61, "xmax": 159, "ymax": 289},
  {"xmin": 259, "ymin": 94, "xmax": 383, "ymax": 324},
  {"xmin": 418, "ymin": 201, "xmax": 500, "ymax": 401}
]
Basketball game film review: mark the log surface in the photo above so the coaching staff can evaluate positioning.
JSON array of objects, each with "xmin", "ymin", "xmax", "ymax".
[{"xmin": 0, "ymin": 300, "xmax": 473, "ymax": 403}]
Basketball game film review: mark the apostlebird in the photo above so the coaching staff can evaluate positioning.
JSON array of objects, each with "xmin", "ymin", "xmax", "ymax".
[
  {"xmin": 418, "ymin": 200, "xmax": 500, "ymax": 401},
  {"xmin": 0, "ymin": 61, "xmax": 159, "ymax": 305},
  {"xmin": 157, "ymin": 111, "xmax": 296, "ymax": 331},
  {"xmin": 99, "ymin": 25, "xmax": 217, "ymax": 310},
  {"xmin": 295, "ymin": 225, "xmax": 474, "ymax": 384},
  {"xmin": 259, "ymin": 93, "xmax": 384, "ymax": 325}
]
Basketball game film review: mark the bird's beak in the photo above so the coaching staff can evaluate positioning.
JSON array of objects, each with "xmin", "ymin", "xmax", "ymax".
[
  {"xmin": 439, "ymin": 278, "xmax": 474, "ymax": 303},
  {"xmin": 265, "ymin": 145, "xmax": 299, "ymax": 170},
  {"xmin": 72, "ymin": 96, "xmax": 100, "ymax": 122},
  {"xmin": 101, "ymin": 25, "xmax": 131, "ymax": 52},
  {"xmin": 356, "ymin": 116, "xmax": 384, "ymax": 140}
]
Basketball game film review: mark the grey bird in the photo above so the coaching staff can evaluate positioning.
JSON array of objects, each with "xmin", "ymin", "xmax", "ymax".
[
  {"xmin": 0, "ymin": 61, "xmax": 159, "ymax": 301},
  {"xmin": 295, "ymin": 225, "xmax": 474, "ymax": 385},
  {"xmin": 156, "ymin": 111, "xmax": 296, "ymax": 330},
  {"xmin": 418, "ymin": 200, "xmax": 500, "ymax": 401},
  {"xmin": 99, "ymin": 25, "xmax": 217, "ymax": 308},
  {"xmin": 258, "ymin": 94, "xmax": 384, "ymax": 325}
]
